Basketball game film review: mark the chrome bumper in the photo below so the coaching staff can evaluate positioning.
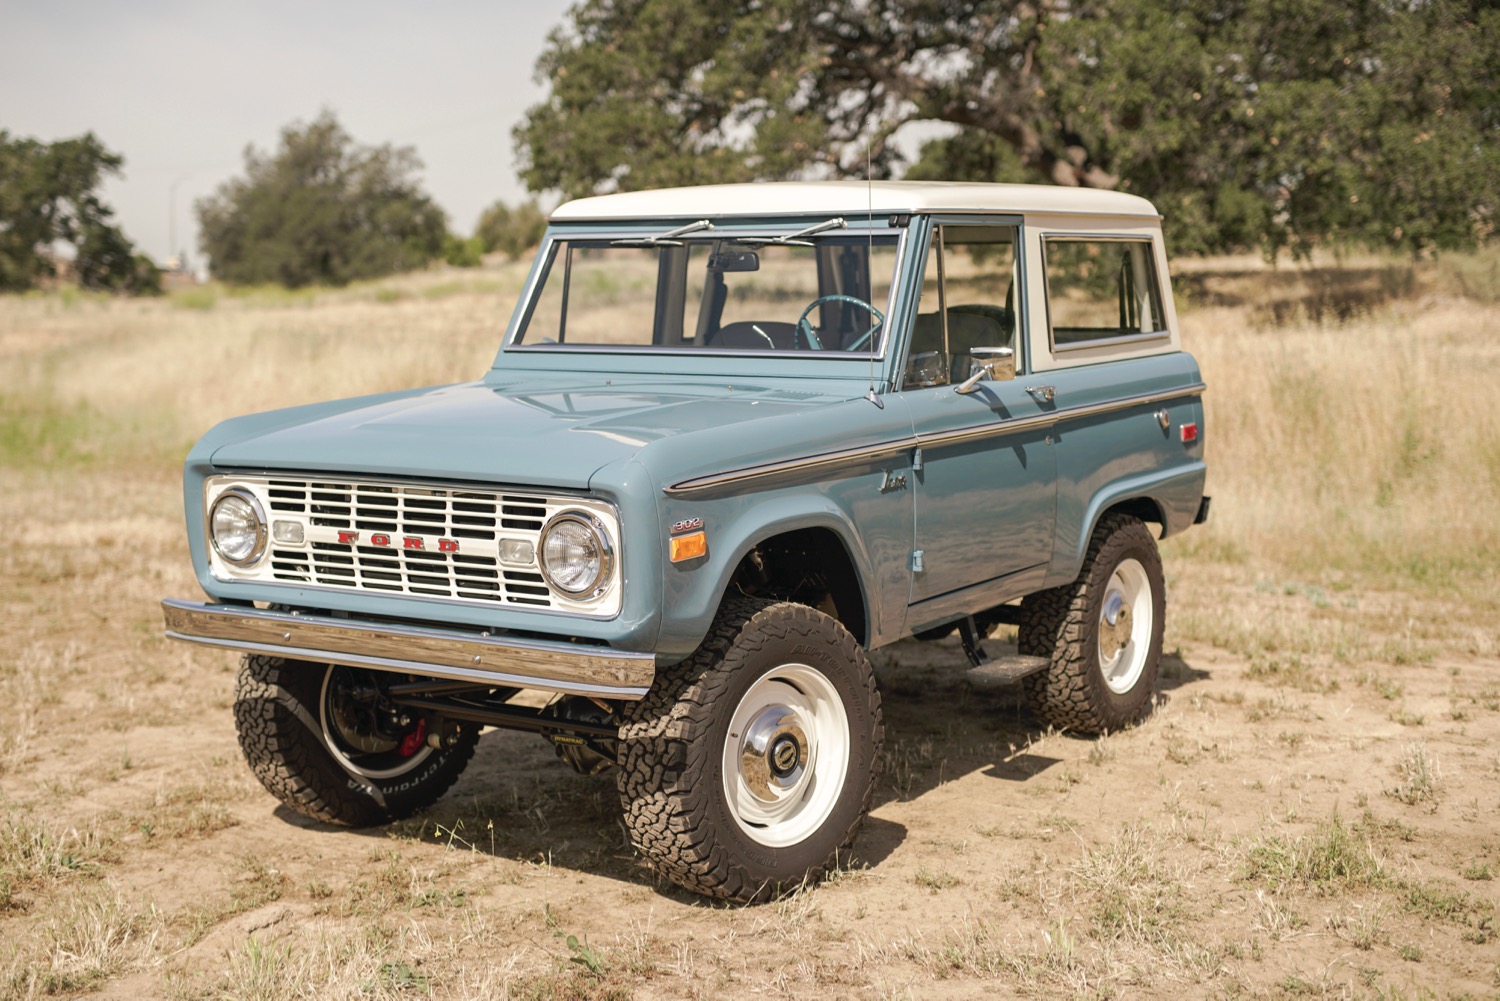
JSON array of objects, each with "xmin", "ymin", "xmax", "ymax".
[{"xmin": 161, "ymin": 599, "xmax": 655, "ymax": 700}]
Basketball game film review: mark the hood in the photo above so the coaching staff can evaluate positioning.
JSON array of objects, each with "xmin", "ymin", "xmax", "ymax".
[{"xmin": 208, "ymin": 379, "xmax": 839, "ymax": 488}]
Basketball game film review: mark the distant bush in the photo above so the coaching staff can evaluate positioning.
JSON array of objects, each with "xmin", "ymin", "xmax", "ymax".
[
  {"xmin": 476, "ymin": 200, "xmax": 546, "ymax": 260},
  {"xmin": 197, "ymin": 112, "xmax": 446, "ymax": 288},
  {"xmin": 1438, "ymin": 247, "xmax": 1500, "ymax": 304},
  {"xmin": 171, "ymin": 286, "xmax": 217, "ymax": 311},
  {"xmin": 443, "ymin": 234, "xmax": 484, "ymax": 268}
]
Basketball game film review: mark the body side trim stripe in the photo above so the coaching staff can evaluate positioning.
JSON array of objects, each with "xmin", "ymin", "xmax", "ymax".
[{"xmin": 663, "ymin": 382, "xmax": 1206, "ymax": 496}]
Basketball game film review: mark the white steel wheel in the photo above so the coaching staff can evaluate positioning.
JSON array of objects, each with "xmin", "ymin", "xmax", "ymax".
[
  {"xmin": 722, "ymin": 663, "xmax": 850, "ymax": 849},
  {"xmin": 616, "ymin": 598, "xmax": 883, "ymax": 902},
  {"xmin": 1097, "ymin": 558, "xmax": 1153, "ymax": 695}
]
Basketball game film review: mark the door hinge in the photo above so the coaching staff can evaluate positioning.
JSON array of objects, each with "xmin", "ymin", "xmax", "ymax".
[
  {"xmin": 911, "ymin": 549, "xmax": 925, "ymax": 572},
  {"xmin": 912, "ymin": 447, "xmax": 924, "ymax": 472}
]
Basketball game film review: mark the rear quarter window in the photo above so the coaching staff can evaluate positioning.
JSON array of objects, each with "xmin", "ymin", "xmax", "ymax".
[{"xmin": 1043, "ymin": 238, "xmax": 1166, "ymax": 350}]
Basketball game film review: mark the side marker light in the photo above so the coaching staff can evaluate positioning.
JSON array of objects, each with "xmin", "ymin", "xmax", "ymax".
[
  {"xmin": 1180, "ymin": 422, "xmax": 1199, "ymax": 444},
  {"xmin": 670, "ymin": 531, "xmax": 708, "ymax": 563}
]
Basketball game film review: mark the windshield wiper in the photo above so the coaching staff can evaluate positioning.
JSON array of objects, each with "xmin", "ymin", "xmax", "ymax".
[
  {"xmin": 739, "ymin": 217, "xmax": 847, "ymax": 247},
  {"xmin": 610, "ymin": 219, "xmax": 714, "ymax": 247}
]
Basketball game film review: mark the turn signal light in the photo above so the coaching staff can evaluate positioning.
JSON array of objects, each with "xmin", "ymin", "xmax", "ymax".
[
  {"xmin": 1180, "ymin": 422, "xmax": 1199, "ymax": 444},
  {"xmin": 670, "ymin": 531, "xmax": 708, "ymax": 562}
]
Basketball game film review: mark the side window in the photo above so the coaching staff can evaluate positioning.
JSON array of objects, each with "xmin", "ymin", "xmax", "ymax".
[
  {"xmin": 1044, "ymin": 239, "xmax": 1165, "ymax": 348},
  {"xmin": 905, "ymin": 225, "xmax": 1019, "ymax": 387}
]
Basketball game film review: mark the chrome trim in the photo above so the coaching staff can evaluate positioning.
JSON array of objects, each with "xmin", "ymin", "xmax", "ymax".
[
  {"xmin": 537, "ymin": 510, "xmax": 615, "ymax": 598},
  {"xmin": 912, "ymin": 382, "xmax": 1207, "ymax": 451},
  {"xmin": 506, "ymin": 225, "xmax": 909, "ymax": 359},
  {"xmin": 1053, "ymin": 329, "xmax": 1171, "ymax": 354},
  {"xmin": 209, "ymin": 488, "xmax": 269, "ymax": 567},
  {"xmin": 664, "ymin": 439, "xmax": 916, "ymax": 496},
  {"xmin": 161, "ymin": 599, "xmax": 654, "ymax": 699},
  {"xmin": 663, "ymin": 382, "xmax": 1207, "ymax": 496}
]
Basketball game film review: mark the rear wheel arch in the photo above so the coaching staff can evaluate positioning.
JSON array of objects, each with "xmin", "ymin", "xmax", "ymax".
[
  {"xmin": 1100, "ymin": 496, "xmax": 1165, "ymax": 537},
  {"xmin": 1056, "ymin": 490, "xmax": 1168, "ymax": 586}
]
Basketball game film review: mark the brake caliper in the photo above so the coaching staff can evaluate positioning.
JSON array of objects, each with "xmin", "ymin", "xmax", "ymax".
[{"xmin": 398, "ymin": 718, "xmax": 428, "ymax": 757}]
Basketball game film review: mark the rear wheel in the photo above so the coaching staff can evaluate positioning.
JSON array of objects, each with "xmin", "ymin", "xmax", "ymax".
[
  {"xmin": 234, "ymin": 655, "xmax": 478, "ymax": 826},
  {"xmin": 617, "ymin": 599, "xmax": 882, "ymax": 902},
  {"xmin": 1019, "ymin": 514, "xmax": 1166, "ymax": 734}
]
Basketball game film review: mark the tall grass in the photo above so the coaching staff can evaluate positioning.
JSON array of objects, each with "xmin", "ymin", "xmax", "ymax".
[
  {"xmin": 1178, "ymin": 285, "xmax": 1500, "ymax": 596},
  {"xmin": 0, "ymin": 262, "xmax": 529, "ymax": 471}
]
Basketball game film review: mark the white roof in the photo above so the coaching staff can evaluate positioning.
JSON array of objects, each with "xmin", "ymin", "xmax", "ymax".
[{"xmin": 551, "ymin": 181, "xmax": 1160, "ymax": 222}]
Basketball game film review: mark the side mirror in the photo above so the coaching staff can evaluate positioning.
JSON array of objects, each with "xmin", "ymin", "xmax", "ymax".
[{"xmin": 954, "ymin": 346, "xmax": 1015, "ymax": 395}]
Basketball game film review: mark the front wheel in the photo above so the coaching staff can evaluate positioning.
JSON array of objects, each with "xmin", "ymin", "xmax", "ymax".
[
  {"xmin": 234, "ymin": 655, "xmax": 479, "ymax": 826},
  {"xmin": 1018, "ymin": 514, "xmax": 1166, "ymax": 733},
  {"xmin": 617, "ymin": 599, "xmax": 882, "ymax": 902}
]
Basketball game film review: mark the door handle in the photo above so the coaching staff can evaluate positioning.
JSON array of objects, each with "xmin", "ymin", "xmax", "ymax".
[{"xmin": 1026, "ymin": 385, "xmax": 1056, "ymax": 403}]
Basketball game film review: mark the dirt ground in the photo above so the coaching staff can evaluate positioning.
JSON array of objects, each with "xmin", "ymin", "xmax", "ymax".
[{"xmin": 2, "ymin": 465, "xmax": 1497, "ymax": 1000}]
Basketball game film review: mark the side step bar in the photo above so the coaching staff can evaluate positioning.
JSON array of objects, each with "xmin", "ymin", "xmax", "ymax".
[{"xmin": 965, "ymin": 655, "xmax": 1050, "ymax": 690}]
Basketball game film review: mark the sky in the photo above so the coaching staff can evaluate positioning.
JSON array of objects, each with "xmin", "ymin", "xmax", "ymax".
[{"xmin": 0, "ymin": 0, "xmax": 576, "ymax": 266}]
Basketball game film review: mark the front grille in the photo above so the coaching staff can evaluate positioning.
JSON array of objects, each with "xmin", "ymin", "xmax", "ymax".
[{"xmin": 207, "ymin": 474, "xmax": 620, "ymax": 616}]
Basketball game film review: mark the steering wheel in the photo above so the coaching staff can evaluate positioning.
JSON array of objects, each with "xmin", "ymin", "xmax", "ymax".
[{"xmin": 795, "ymin": 295, "xmax": 885, "ymax": 351}]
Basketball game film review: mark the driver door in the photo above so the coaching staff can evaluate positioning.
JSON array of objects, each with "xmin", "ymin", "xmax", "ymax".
[{"xmin": 901, "ymin": 220, "xmax": 1058, "ymax": 620}]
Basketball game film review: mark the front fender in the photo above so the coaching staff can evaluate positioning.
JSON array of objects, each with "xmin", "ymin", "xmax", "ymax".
[{"xmin": 654, "ymin": 473, "xmax": 912, "ymax": 660}]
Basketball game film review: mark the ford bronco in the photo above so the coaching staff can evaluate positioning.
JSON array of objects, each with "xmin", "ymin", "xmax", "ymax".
[{"xmin": 163, "ymin": 181, "xmax": 1209, "ymax": 901}]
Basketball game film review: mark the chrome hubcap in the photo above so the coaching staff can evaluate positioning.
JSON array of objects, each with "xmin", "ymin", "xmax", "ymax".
[
  {"xmin": 739, "ymin": 710, "xmax": 809, "ymax": 800},
  {"xmin": 722, "ymin": 664, "xmax": 850, "ymax": 849}
]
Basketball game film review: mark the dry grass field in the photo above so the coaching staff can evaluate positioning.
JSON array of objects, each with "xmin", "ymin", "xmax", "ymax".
[{"xmin": 1, "ymin": 251, "xmax": 1498, "ymax": 999}]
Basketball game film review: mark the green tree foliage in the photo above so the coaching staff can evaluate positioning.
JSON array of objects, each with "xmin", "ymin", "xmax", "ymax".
[
  {"xmin": 0, "ymin": 130, "xmax": 159, "ymax": 294},
  {"xmin": 475, "ymin": 199, "xmax": 547, "ymax": 259},
  {"xmin": 197, "ymin": 112, "xmax": 446, "ymax": 287},
  {"xmin": 442, "ymin": 232, "xmax": 485, "ymax": 268},
  {"xmin": 515, "ymin": 0, "xmax": 1498, "ymax": 255}
]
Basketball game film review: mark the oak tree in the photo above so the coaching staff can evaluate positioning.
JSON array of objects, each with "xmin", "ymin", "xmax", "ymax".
[
  {"xmin": 0, "ymin": 131, "xmax": 159, "ymax": 294},
  {"xmin": 515, "ymin": 0, "xmax": 1498, "ymax": 255},
  {"xmin": 198, "ymin": 113, "xmax": 446, "ymax": 287}
]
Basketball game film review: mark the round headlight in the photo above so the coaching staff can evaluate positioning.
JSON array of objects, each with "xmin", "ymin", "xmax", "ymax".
[
  {"xmin": 210, "ymin": 489, "xmax": 268, "ymax": 566},
  {"xmin": 539, "ymin": 512, "xmax": 613, "ymax": 597}
]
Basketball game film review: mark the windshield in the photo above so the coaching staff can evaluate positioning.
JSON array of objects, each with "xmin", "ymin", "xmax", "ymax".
[{"xmin": 512, "ymin": 231, "xmax": 902, "ymax": 354}]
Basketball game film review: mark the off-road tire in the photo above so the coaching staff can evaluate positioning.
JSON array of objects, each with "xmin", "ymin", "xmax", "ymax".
[
  {"xmin": 617, "ymin": 598, "xmax": 883, "ymax": 902},
  {"xmin": 234, "ymin": 654, "xmax": 479, "ymax": 826},
  {"xmin": 1018, "ymin": 514, "xmax": 1165, "ymax": 734}
]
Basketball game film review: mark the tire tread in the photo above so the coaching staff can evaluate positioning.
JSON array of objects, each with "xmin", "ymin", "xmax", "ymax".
[
  {"xmin": 1018, "ymin": 514, "xmax": 1164, "ymax": 734},
  {"xmin": 617, "ymin": 598, "xmax": 882, "ymax": 902},
  {"xmin": 233, "ymin": 655, "xmax": 477, "ymax": 827}
]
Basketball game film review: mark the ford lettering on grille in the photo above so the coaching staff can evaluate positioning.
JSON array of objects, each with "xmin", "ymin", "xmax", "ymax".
[{"xmin": 334, "ymin": 530, "xmax": 460, "ymax": 553}]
